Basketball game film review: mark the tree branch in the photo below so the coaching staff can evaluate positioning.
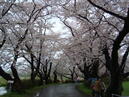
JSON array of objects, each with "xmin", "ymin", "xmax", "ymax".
[
  {"xmin": 0, "ymin": 27, "xmax": 6, "ymax": 49},
  {"xmin": 120, "ymin": 45, "xmax": 129, "ymax": 72},
  {"xmin": 0, "ymin": 66, "xmax": 13, "ymax": 81},
  {"xmin": 103, "ymin": 46, "xmax": 111, "ymax": 71},
  {"xmin": 87, "ymin": 0, "xmax": 126, "ymax": 20},
  {"xmin": 111, "ymin": 9, "xmax": 129, "ymax": 71},
  {"xmin": 2, "ymin": 1, "xmax": 16, "ymax": 17},
  {"xmin": 122, "ymin": 72, "xmax": 129, "ymax": 78}
]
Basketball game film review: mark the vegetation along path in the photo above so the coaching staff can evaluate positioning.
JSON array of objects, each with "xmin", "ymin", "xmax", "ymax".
[{"xmin": 34, "ymin": 83, "xmax": 89, "ymax": 97}]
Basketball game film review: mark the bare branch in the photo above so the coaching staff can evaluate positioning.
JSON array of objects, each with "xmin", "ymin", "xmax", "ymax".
[
  {"xmin": 87, "ymin": 0, "xmax": 126, "ymax": 20},
  {"xmin": 2, "ymin": 0, "xmax": 16, "ymax": 17},
  {"xmin": 0, "ymin": 27, "xmax": 6, "ymax": 48}
]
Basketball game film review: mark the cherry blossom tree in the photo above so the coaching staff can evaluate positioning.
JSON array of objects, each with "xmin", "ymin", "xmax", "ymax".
[{"xmin": 55, "ymin": 0, "xmax": 129, "ymax": 96}]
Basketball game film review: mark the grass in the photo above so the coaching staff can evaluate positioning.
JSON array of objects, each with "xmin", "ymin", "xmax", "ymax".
[
  {"xmin": 0, "ymin": 83, "xmax": 61, "ymax": 97},
  {"xmin": 122, "ymin": 81, "xmax": 129, "ymax": 96},
  {"xmin": 76, "ymin": 83, "xmax": 92, "ymax": 96},
  {"xmin": 0, "ymin": 78, "xmax": 7, "ymax": 86},
  {"xmin": 0, "ymin": 76, "xmax": 129, "ymax": 97},
  {"xmin": 0, "ymin": 77, "xmax": 61, "ymax": 97},
  {"xmin": 77, "ymin": 81, "xmax": 129, "ymax": 96},
  {"xmin": 0, "ymin": 85, "xmax": 45, "ymax": 97}
]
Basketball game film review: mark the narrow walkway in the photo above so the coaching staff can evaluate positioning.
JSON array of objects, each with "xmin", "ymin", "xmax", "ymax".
[{"xmin": 35, "ymin": 83, "xmax": 90, "ymax": 97}]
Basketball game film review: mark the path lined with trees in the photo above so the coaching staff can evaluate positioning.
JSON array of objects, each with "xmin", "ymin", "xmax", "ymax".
[{"xmin": 0, "ymin": 0, "xmax": 129, "ymax": 97}]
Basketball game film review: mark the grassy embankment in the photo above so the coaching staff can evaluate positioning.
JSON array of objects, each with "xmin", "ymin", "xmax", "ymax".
[
  {"xmin": 0, "ymin": 85, "xmax": 45, "ymax": 97},
  {"xmin": 77, "ymin": 83, "xmax": 92, "ymax": 96},
  {"xmin": 122, "ymin": 81, "xmax": 129, "ymax": 96},
  {"xmin": 0, "ymin": 78, "xmax": 7, "ymax": 86},
  {"xmin": 77, "ymin": 81, "xmax": 129, "ymax": 96},
  {"xmin": 0, "ymin": 77, "xmax": 60, "ymax": 97}
]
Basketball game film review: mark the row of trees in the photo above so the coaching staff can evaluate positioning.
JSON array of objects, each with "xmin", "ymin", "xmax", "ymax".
[
  {"xmin": 0, "ymin": 0, "xmax": 129, "ymax": 97},
  {"xmin": 55, "ymin": 0, "xmax": 129, "ymax": 97},
  {"xmin": 0, "ymin": 0, "xmax": 63, "ymax": 91},
  {"xmin": 0, "ymin": 0, "xmax": 82, "ymax": 91}
]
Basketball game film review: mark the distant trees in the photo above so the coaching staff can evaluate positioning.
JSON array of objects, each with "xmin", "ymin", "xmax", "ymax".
[
  {"xmin": 0, "ymin": 0, "xmax": 15, "ymax": 82},
  {"xmin": 0, "ymin": 0, "xmax": 55, "ymax": 91}
]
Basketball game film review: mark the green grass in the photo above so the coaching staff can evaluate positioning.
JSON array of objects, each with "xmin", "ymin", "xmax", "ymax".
[
  {"xmin": 0, "ymin": 85, "xmax": 45, "ymax": 97},
  {"xmin": 0, "ymin": 83, "xmax": 60, "ymax": 97},
  {"xmin": 0, "ymin": 77, "xmax": 61, "ymax": 97},
  {"xmin": 122, "ymin": 81, "xmax": 129, "ymax": 96},
  {"xmin": 77, "ymin": 83, "xmax": 92, "ymax": 95},
  {"xmin": 77, "ymin": 81, "xmax": 129, "ymax": 96},
  {"xmin": 0, "ymin": 77, "xmax": 128, "ymax": 97},
  {"xmin": 0, "ymin": 78, "xmax": 7, "ymax": 86}
]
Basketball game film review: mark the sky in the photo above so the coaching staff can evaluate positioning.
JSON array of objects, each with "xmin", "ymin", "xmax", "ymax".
[{"xmin": 46, "ymin": 17, "xmax": 72, "ymax": 38}]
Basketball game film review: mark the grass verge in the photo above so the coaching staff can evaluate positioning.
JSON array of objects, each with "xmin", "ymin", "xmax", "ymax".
[
  {"xmin": 0, "ymin": 78, "xmax": 7, "ymax": 86},
  {"xmin": 77, "ymin": 81, "xmax": 129, "ymax": 96},
  {"xmin": 0, "ymin": 82, "xmax": 60, "ymax": 97},
  {"xmin": 76, "ymin": 83, "xmax": 92, "ymax": 96},
  {"xmin": 122, "ymin": 81, "xmax": 129, "ymax": 96},
  {"xmin": 0, "ymin": 85, "xmax": 45, "ymax": 97}
]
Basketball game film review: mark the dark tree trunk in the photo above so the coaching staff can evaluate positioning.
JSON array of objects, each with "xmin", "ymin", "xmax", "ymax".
[
  {"xmin": 44, "ymin": 75, "xmax": 49, "ymax": 84},
  {"xmin": 71, "ymin": 73, "xmax": 74, "ymax": 82},
  {"xmin": 43, "ymin": 69, "xmax": 49, "ymax": 84},
  {"xmin": 25, "ymin": 44, "xmax": 36, "ymax": 83},
  {"xmin": 102, "ymin": 9, "xmax": 129, "ymax": 97},
  {"xmin": 0, "ymin": 27, "xmax": 6, "ymax": 49},
  {"xmin": 77, "ymin": 63, "xmax": 91, "ymax": 80},
  {"xmin": 43, "ymin": 61, "xmax": 52, "ymax": 84},
  {"xmin": 104, "ymin": 48, "xmax": 124, "ymax": 97},
  {"xmin": 53, "ymin": 71, "xmax": 57, "ymax": 83},
  {"xmin": 106, "ymin": 73, "xmax": 122, "ymax": 97},
  {"xmin": 0, "ymin": 66, "xmax": 13, "ymax": 81},
  {"xmin": 90, "ymin": 59, "xmax": 99, "ymax": 78},
  {"xmin": 60, "ymin": 75, "xmax": 63, "ymax": 82},
  {"xmin": 69, "ymin": 67, "xmax": 76, "ymax": 82},
  {"xmin": 23, "ymin": 54, "xmax": 36, "ymax": 83},
  {"xmin": 31, "ymin": 72, "xmax": 36, "ymax": 83},
  {"xmin": 30, "ymin": 53, "xmax": 36, "ymax": 83},
  {"xmin": 39, "ymin": 72, "xmax": 44, "ymax": 85},
  {"xmin": 11, "ymin": 65, "xmax": 22, "ymax": 92}
]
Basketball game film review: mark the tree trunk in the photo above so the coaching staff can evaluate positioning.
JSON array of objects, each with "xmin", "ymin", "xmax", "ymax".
[
  {"xmin": 60, "ymin": 75, "xmax": 63, "ymax": 82},
  {"xmin": 106, "ymin": 72, "xmax": 123, "ymax": 97},
  {"xmin": 11, "ymin": 65, "xmax": 22, "ymax": 92},
  {"xmin": 39, "ymin": 73, "xmax": 44, "ymax": 85},
  {"xmin": 30, "ymin": 53, "xmax": 36, "ymax": 83},
  {"xmin": 53, "ymin": 71, "xmax": 57, "ymax": 83},
  {"xmin": 44, "ymin": 76, "xmax": 48, "ymax": 84},
  {"xmin": 103, "ymin": 46, "xmax": 124, "ymax": 97},
  {"xmin": 31, "ymin": 72, "xmax": 36, "ymax": 83},
  {"xmin": 0, "ymin": 66, "xmax": 13, "ymax": 81}
]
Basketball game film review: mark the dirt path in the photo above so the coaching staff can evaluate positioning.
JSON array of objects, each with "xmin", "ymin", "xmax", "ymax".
[{"xmin": 34, "ymin": 83, "xmax": 90, "ymax": 97}]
